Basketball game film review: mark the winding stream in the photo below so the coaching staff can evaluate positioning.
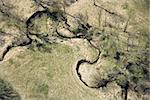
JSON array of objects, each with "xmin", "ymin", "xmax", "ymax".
[
  {"xmin": 25, "ymin": 9, "xmax": 104, "ymax": 88},
  {"xmin": 1, "ymin": 8, "xmax": 121, "ymax": 89}
]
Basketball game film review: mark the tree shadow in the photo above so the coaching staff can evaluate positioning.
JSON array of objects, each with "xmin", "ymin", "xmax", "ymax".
[{"xmin": 0, "ymin": 78, "xmax": 21, "ymax": 100}]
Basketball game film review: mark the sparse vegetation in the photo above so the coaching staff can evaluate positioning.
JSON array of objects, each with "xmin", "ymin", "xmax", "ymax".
[{"xmin": 0, "ymin": 0, "xmax": 149, "ymax": 100}]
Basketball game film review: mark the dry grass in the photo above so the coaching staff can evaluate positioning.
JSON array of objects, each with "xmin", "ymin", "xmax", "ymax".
[
  {"xmin": 0, "ymin": 43, "xmax": 101, "ymax": 100},
  {"xmin": 0, "ymin": 0, "xmax": 149, "ymax": 100}
]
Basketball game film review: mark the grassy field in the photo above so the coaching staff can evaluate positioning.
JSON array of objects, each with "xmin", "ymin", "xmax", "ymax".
[
  {"xmin": 0, "ymin": 43, "xmax": 101, "ymax": 100},
  {"xmin": 0, "ymin": 0, "xmax": 149, "ymax": 100}
]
